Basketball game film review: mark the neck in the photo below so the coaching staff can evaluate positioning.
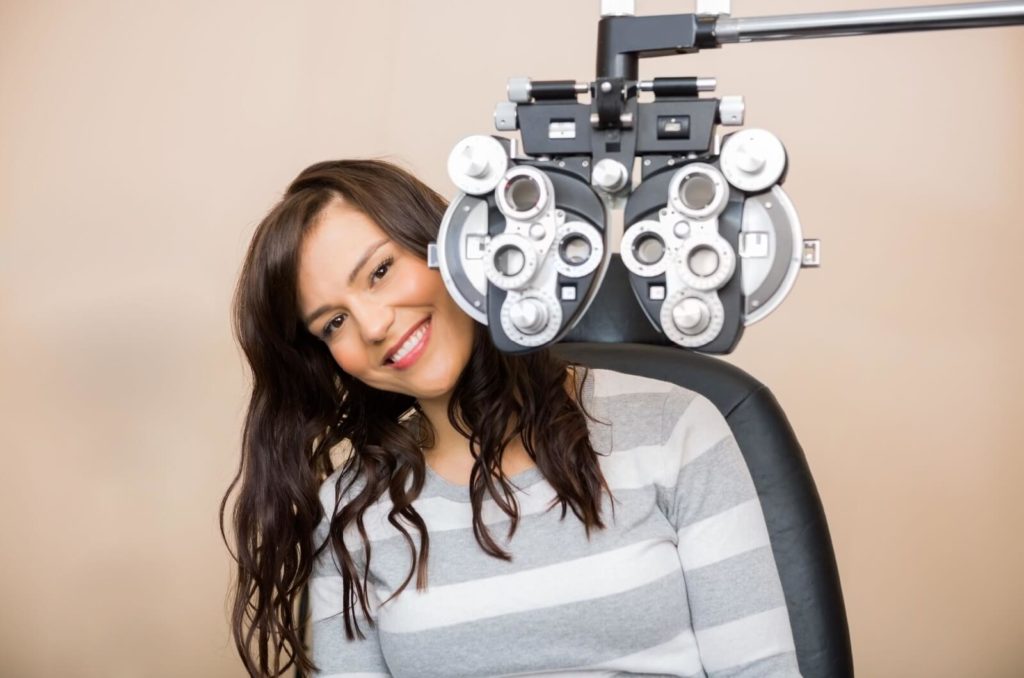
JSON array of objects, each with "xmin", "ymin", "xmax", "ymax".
[{"xmin": 415, "ymin": 391, "xmax": 472, "ymax": 459}]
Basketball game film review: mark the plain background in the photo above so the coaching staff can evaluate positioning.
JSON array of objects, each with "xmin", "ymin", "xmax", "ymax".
[{"xmin": 1, "ymin": 0, "xmax": 1022, "ymax": 676}]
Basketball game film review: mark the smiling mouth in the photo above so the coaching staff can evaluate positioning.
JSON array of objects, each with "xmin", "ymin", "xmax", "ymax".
[{"xmin": 384, "ymin": 317, "xmax": 431, "ymax": 367}]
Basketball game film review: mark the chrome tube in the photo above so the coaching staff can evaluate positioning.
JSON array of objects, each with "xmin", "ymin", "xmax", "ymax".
[{"xmin": 714, "ymin": 1, "xmax": 1024, "ymax": 44}]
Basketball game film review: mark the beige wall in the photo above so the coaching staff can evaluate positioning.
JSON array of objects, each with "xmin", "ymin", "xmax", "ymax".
[{"xmin": 1, "ymin": 1, "xmax": 1021, "ymax": 676}]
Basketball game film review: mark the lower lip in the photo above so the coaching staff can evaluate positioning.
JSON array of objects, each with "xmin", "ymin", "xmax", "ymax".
[{"xmin": 387, "ymin": 319, "xmax": 431, "ymax": 370}]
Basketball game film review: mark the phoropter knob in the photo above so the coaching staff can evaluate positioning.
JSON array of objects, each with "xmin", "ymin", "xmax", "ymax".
[
  {"xmin": 509, "ymin": 298, "xmax": 550, "ymax": 335},
  {"xmin": 720, "ymin": 128, "xmax": 786, "ymax": 192},
  {"xmin": 672, "ymin": 297, "xmax": 711, "ymax": 334},
  {"xmin": 718, "ymin": 95, "xmax": 745, "ymax": 126},
  {"xmin": 591, "ymin": 158, "xmax": 629, "ymax": 193}
]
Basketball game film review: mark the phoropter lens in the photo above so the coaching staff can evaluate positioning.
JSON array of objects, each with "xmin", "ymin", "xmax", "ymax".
[
  {"xmin": 559, "ymin": 235, "xmax": 592, "ymax": 265},
  {"xmin": 494, "ymin": 245, "xmax": 526, "ymax": 276},
  {"xmin": 678, "ymin": 173, "xmax": 717, "ymax": 211},
  {"xmin": 504, "ymin": 175, "xmax": 542, "ymax": 214},
  {"xmin": 633, "ymin": 233, "xmax": 665, "ymax": 265}
]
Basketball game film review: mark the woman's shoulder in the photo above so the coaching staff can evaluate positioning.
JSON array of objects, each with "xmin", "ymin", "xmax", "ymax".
[
  {"xmin": 584, "ymin": 365, "xmax": 679, "ymax": 398},
  {"xmin": 583, "ymin": 366, "xmax": 717, "ymax": 432}
]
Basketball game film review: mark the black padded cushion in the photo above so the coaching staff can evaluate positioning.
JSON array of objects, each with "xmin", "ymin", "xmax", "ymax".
[{"xmin": 552, "ymin": 342, "xmax": 853, "ymax": 678}]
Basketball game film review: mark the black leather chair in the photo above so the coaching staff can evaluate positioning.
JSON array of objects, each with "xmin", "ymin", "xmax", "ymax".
[
  {"xmin": 550, "ymin": 255, "xmax": 853, "ymax": 677},
  {"xmin": 297, "ymin": 256, "xmax": 853, "ymax": 678}
]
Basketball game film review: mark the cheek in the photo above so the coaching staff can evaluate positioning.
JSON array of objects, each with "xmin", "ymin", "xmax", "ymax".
[
  {"xmin": 428, "ymin": 271, "xmax": 476, "ymax": 347},
  {"xmin": 396, "ymin": 265, "xmax": 446, "ymax": 303},
  {"xmin": 328, "ymin": 337, "xmax": 366, "ymax": 375}
]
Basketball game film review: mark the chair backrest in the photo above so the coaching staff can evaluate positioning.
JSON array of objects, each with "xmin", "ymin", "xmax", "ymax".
[{"xmin": 552, "ymin": 255, "xmax": 853, "ymax": 678}]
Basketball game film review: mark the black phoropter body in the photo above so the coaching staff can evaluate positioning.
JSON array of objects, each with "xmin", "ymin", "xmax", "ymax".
[{"xmin": 429, "ymin": 1, "xmax": 1024, "ymax": 355}]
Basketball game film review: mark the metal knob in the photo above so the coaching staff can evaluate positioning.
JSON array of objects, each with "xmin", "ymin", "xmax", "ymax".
[
  {"xmin": 509, "ymin": 298, "xmax": 549, "ymax": 335},
  {"xmin": 494, "ymin": 102, "xmax": 518, "ymax": 131},
  {"xmin": 733, "ymin": 142, "xmax": 766, "ymax": 173},
  {"xmin": 591, "ymin": 158, "xmax": 629, "ymax": 192},
  {"xmin": 720, "ymin": 128, "xmax": 786, "ymax": 192},
  {"xmin": 447, "ymin": 135, "xmax": 509, "ymax": 195},
  {"xmin": 718, "ymin": 95, "xmax": 745, "ymax": 126},
  {"xmin": 453, "ymin": 145, "xmax": 488, "ymax": 178},
  {"xmin": 672, "ymin": 297, "xmax": 711, "ymax": 334},
  {"xmin": 507, "ymin": 77, "xmax": 532, "ymax": 103}
]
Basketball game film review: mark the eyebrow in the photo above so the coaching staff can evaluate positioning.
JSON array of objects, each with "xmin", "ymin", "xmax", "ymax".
[{"xmin": 302, "ymin": 238, "xmax": 389, "ymax": 328}]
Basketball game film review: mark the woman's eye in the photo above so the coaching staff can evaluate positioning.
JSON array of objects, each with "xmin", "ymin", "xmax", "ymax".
[
  {"xmin": 318, "ymin": 256, "xmax": 393, "ymax": 340},
  {"xmin": 322, "ymin": 314, "xmax": 346, "ymax": 338},
  {"xmin": 371, "ymin": 256, "xmax": 394, "ymax": 283}
]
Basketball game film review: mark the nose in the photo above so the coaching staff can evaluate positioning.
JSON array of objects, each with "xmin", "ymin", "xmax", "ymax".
[{"xmin": 351, "ymin": 298, "xmax": 394, "ymax": 346}]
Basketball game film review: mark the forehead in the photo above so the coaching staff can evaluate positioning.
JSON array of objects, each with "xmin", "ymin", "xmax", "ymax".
[
  {"xmin": 297, "ymin": 198, "xmax": 389, "ymax": 303},
  {"xmin": 303, "ymin": 197, "xmax": 386, "ymax": 261}
]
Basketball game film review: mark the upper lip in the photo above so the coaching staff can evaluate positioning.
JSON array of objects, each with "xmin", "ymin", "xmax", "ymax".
[{"xmin": 383, "ymin": 317, "xmax": 430, "ymax": 364}]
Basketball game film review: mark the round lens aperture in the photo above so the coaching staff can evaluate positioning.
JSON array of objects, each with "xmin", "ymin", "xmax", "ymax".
[
  {"xmin": 633, "ymin": 233, "xmax": 665, "ymax": 265},
  {"xmin": 559, "ymin": 235, "xmax": 592, "ymax": 265},
  {"xmin": 667, "ymin": 163, "xmax": 730, "ymax": 220},
  {"xmin": 494, "ymin": 245, "xmax": 526, "ymax": 277},
  {"xmin": 504, "ymin": 175, "xmax": 542, "ymax": 214},
  {"xmin": 688, "ymin": 245, "xmax": 720, "ymax": 277},
  {"xmin": 679, "ymin": 173, "xmax": 717, "ymax": 211}
]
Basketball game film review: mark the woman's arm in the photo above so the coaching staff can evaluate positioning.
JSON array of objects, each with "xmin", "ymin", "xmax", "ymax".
[{"xmin": 660, "ymin": 388, "xmax": 802, "ymax": 677}]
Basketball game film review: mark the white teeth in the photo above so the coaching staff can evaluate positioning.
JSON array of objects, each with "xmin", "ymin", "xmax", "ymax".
[{"xmin": 390, "ymin": 322, "xmax": 428, "ymax": 362}]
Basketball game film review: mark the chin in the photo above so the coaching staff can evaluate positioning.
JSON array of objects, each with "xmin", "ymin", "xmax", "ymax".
[{"xmin": 407, "ymin": 370, "xmax": 460, "ymax": 400}]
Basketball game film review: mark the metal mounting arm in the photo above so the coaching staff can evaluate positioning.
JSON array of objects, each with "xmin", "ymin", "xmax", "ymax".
[
  {"xmin": 597, "ymin": 1, "xmax": 1024, "ymax": 78},
  {"xmin": 715, "ymin": 1, "xmax": 1024, "ymax": 43}
]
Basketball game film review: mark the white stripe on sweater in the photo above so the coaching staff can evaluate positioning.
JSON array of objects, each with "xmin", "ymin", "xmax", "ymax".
[
  {"xmin": 677, "ymin": 497, "xmax": 772, "ymax": 572},
  {"xmin": 375, "ymin": 537, "xmax": 681, "ymax": 634},
  {"xmin": 694, "ymin": 606, "xmax": 796, "ymax": 673}
]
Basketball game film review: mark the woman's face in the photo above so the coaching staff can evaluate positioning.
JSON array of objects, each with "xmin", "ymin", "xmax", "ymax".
[{"xmin": 297, "ymin": 196, "xmax": 477, "ymax": 402}]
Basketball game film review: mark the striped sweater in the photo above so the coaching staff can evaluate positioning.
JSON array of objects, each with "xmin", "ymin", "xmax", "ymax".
[{"xmin": 310, "ymin": 367, "xmax": 801, "ymax": 677}]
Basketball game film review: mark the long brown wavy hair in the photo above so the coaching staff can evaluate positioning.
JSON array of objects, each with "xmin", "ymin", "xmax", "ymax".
[{"xmin": 220, "ymin": 158, "xmax": 612, "ymax": 677}]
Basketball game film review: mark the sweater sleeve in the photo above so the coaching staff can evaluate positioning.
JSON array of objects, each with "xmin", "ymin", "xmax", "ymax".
[
  {"xmin": 309, "ymin": 475, "xmax": 391, "ymax": 678},
  {"xmin": 659, "ymin": 387, "xmax": 802, "ymax": 678}
]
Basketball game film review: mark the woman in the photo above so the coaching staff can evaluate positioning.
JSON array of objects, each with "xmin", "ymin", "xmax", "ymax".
[{"xmin": 222, "ymin": 159, "xmax": 801, "ymax": 677}]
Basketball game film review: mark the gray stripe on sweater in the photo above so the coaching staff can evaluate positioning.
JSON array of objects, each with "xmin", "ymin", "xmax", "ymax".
[
  {"xmin": 312, "ymin": 614, "xmax": 387, "ymax": 675},
  {"xmin": 658, "ymin": 435, "xmax": 758, "ymax": 529},
  {"xmin": 710, "ymin": 650, "xmax": 801, "ymax": 677},
  {"xmin": 684, "ymin": 545, "xmax": 788, "ymax": 630},
  {"xmin": 376, "ymin": 570, "xmax": 692, "ymax": 678}
]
